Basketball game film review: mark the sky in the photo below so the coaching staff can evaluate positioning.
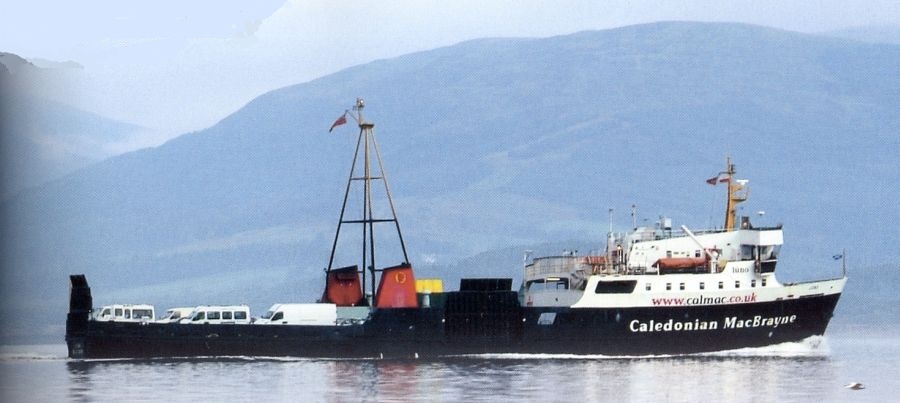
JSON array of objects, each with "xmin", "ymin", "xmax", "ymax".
[{"xmin": 2, "ymin": 0, "xmax": 899, "ymax": 153}]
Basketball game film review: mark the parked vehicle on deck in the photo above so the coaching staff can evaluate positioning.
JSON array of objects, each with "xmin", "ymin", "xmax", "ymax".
[
  {"xmin": 255, "ymin": 303, "xmax": 337, "ymax": 325},
  {"xmin": 179, "ymin": 305, "xmax": 251, "ymax": 324},
  {"xmin": 157, "ymin": 307, "xmax": 195, "ymax": 323},
  {"xmin": 93, "ymin": 304, "xmax": 155, "ymax": 323}
]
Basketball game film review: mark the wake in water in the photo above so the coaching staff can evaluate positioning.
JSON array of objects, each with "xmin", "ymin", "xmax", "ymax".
[
  {"xmin": 2, "ymin": 336, "xmax": 829, "ymax": 363},
  {"xmin": 700, "ymin": 335, "xmax": 829, "ymax": 358},
  {"xmin": 451, "ymin": 336, "xmax": 830, "ymax": 360},
  {"xmin": 0, "ymin": 344, "xmax": 68, "ymax": 362}
]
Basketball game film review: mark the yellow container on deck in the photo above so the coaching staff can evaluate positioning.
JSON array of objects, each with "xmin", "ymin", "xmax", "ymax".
[{"xmin": 415, "ymin": 278, "xmax": 444, "ymax": 293}]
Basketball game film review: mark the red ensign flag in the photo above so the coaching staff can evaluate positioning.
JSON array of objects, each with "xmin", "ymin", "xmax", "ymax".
[{"xmin": 329, "ymin": 113, "xmax": 348, "ymax": 132}]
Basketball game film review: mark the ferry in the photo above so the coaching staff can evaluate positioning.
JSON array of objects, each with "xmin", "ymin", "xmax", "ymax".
[{"xmin": 65, "ymin": 99, "xmax": 846, "ymax": 359}]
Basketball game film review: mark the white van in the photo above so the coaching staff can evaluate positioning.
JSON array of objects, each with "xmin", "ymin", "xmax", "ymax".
[
  {"xmin": 180, "ymin": 305, "xmax": 251, "ymax": 325},
  {"xmin": 255, "ymin": 303, "xmax": 337, "ymax": 325},
  {"xmin": 157, "ymin": 307, "xmax": 195, "ymax": 323},
  {"xmin": 94, "ymin": 304, "xmax": 155, "ymax": 323}
]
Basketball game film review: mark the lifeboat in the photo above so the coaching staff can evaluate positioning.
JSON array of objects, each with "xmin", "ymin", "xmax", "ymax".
[{"xmin": 654, "ymin": 256, "xmax": 708, "ymax": 270}]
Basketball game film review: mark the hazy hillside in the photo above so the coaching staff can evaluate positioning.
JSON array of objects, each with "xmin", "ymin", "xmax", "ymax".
[
  {"xmin": 824, "ymin": 24, "xmax": 900, "ymax": 44},
  {"xmin": 1, "ymin": 22, "xmax": 898, "ymax": 343},
  {"xmin": 0, "ymin": 52, "xmax": 37, "ymax": 75},
  {"xmin": 0, "ymin": 53, "xmax": 143, "ymax": 199}
]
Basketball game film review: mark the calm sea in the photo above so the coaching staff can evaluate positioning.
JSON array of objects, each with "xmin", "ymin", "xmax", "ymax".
[{"xmin": 1, "ymin": 326, "xmax": 895, "ymax": 402}]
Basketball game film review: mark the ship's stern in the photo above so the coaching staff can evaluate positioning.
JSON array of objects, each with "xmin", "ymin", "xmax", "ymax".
[{"xmin": 65, "ymin": 274, "xmax": 92, "ymax": 358}]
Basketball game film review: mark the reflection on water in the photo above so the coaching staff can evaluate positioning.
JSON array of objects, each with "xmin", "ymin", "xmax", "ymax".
[
  {"xmin": 65, "ymin": 361, "xmax": 93, "ymax": 401},
  {"xmin": 56, "ymin": 355, "xmax": 835, "ymax": 401},
  {"xmin": 0, "ymin": 334, "xmax": 894, "ymax": 402}
]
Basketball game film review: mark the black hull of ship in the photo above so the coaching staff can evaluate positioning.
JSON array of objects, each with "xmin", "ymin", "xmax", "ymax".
[{"xmin": 66, "ymin": 278, "xmax": 841, "ymax": 359}]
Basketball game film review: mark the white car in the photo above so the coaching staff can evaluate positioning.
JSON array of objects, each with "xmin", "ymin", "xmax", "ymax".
[
  {"xmin": 157, "ymin": 307, "xmax": 195, "ymax": 323},
  {"xmin": 94, "ymin": 304, "xmax": 155, "ymax": 323},
  {"xmin": 180, "ymin": 305, "xmax": 251, "ymax": 324},
  {"xmin": 255, "ymin": 303, "xmax": 336, "ymax": 325}
]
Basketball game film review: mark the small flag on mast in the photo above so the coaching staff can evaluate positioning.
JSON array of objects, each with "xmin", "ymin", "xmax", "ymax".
[
  {"xmin": 329, "ymin": 112, "xmax": 348, "ymax": 132},
  {"xmin": 706, "ymin": 173, "xmax": 730, "ymax": 185}
]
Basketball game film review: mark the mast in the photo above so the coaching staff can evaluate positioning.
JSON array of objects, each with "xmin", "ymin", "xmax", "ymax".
[
  {"xmin": 723, "ymin": 157, "xmax": 749, "ymax": 231},
  {"xmin": 326, "ymin": 98, "xmax": 409, "ymax": 300}
]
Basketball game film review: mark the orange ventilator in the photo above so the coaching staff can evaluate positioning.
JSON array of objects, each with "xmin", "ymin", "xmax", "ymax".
[{"xmin": 375, "ymin": 264, "xmax": 418, "ymax": 308}]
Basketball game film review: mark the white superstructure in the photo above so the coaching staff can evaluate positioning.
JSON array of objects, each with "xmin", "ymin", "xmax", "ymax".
[{"xmin": 522, "ymin": 158, "xmax": 846, "ymax": 309}]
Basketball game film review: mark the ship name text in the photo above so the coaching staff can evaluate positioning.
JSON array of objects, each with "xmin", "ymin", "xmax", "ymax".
[{"xmin": 629, "ymin": 314, "xmax": 797, "ymax": 333}]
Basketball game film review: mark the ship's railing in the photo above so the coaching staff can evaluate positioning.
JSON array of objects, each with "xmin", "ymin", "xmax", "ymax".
[
  {"xmin": 528, "ymin": 256, "xmax": 654, "ymax": 278},
  {"xmin": 590, "ymin": 265, "xmax": 651, "ymax": 276},
  {"xmin": 629, "ymin": 225, "xmax": 782, "ymax": 242}
]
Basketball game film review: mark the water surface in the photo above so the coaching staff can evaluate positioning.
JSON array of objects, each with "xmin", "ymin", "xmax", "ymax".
[{"xmin": 1, "ymin": 328, "xmax": 893, "ymax": 402}]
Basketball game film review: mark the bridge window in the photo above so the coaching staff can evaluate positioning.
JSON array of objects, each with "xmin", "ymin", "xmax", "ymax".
[
  {"xmin": 762, "ymin": 278, "xmax": 767, "ymax": 287},
  {"xmin": 699, "ymin": 282, "xmax": 705, "ymax": 290},
  {"xmin": 645, "ymin": 283, "xmax": 651, "ymax": 291},
  {"xmin": 735, "ymin": 281, "xmax": 741, "ymax": 288},
  {"xmin": 595, "ymin": 280, "xmax": 638, "ymax": 294},
  {"xmin": 679, "ymin": 283, "xmax": 685, "ymax": 290},
  {"xmin": 751, "ymin": 279, "xmax": 756, "ymax": 288},
  {"xmin": 666, "ymin": 283, "xmax": 672, "ymax": 291},
  {"xmin": 718, "ymin": 281, "xmax": 724, "ymax": 289}
]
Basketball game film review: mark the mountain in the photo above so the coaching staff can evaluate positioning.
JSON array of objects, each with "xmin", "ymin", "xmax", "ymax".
[
  {"xmin": 25, "ymin": 58, "xmax": 83, "ymax": 70},
  {"xmin": 823, "ymin": 24, "xmax": 900, "ymax": 44},
  {"xmin": 1, "ymin": 22, "xmax": 898, "ymax": 343},
  {"xmin": 0, "ymin": 52, "xmax": 143, "ymax": 199},
  {"xmin": 0, "ymin": 96, "xmax": 144, "ymax": 199},
  {"xmin": 0, "ymin": 52, "xmax": 38, "ymax": 75}
]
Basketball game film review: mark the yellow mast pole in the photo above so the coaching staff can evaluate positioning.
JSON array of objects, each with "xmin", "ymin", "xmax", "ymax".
[{"xmin": 723, "ymin": 157, "xmax": 748, "ymax": 231}]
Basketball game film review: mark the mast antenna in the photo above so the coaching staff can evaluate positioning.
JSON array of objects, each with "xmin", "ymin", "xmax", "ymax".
[
  {"xmin": 842, "ymin": 249, "xmax": 847, "ymax": 277},
  {"xmin": 326, "ymin": 98, "xmax": 409, "ymax": 299}
]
